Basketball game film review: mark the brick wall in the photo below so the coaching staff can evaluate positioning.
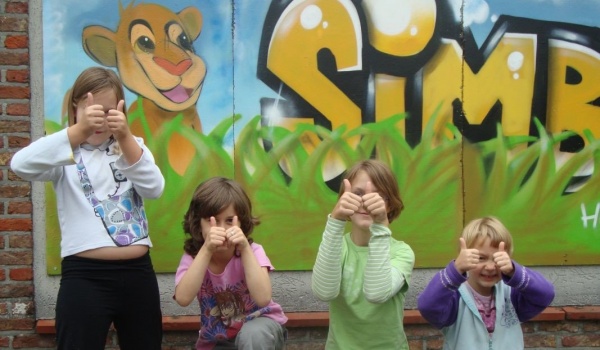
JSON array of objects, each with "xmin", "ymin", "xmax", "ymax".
[{"xmin": 1, "ymin": 1, "xmax": 600, "ymax": 349}]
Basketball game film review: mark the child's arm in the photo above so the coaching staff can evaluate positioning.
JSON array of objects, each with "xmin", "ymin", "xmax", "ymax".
[
  {"xmin": 107, "ymin": 99, "xmax": 142, "ymax": 166},
  {"xmin": 311, "ymin": 215, "xmax": 346, "ymax": 301},
  {"xmin": 363, "ymin": 224, "xmax": 413, "ymax": 303},
  {"xmin": 113, "ymin": 140, "xmax": 164, "ymax": 199},
  {"xmin": 417, "ymin": 261, "xmax": 466, "ymax": 329},
  {"xmin": 11, "ymin": 129, "xmax": 74, "ymax": 182},
  {"xmin": 504, "ymin": 261, "xmax": 555, "ymax": 322},
  {"xmin": 174, "ymin": 248, "xmax": 213, "ymax": 307},
  {"xmin": 230, "ymin": 217, "xmax": 272, "ymax": 307}
]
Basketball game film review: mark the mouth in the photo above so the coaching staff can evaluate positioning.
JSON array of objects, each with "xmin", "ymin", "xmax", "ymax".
[{"xmin": 161, "ymin": 85, "xmax": 194, "ymax": 103}]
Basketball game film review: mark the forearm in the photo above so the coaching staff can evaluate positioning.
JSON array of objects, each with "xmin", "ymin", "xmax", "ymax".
[
  {"xmin": 506, "ymin": 261, "xmax": 556, "ymax": 321},
  {"xmin": 417, "ymin": 261, "xmax": 465, "ymax": 329},
  {"xmin": 240, "ymin": 245, "xmax": 272, "ymax": 307},
  {"xmin": 116, "ymin": 145, "xmax": 164, "ymax": 198},
  {"xmin": 11, "ymin": 129, "xmax": 73, "ymax": 181},
  {"xmin": 363, "ymin": 223, "xmax": 403, "ymax": 303},
  {"xmin": 117, "ymin": 133, "xmax": 143, "ymax": 166},
  {"xmin": 174, "ymin": 248, "xmax": 211, "ymax": 307},
  {"xmin": 311, "ymin": 215, "xmax": 345, "ymax": 301}
]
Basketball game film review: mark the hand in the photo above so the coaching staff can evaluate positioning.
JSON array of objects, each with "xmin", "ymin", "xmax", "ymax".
[
  {"xmin": 205, "ymin": 216, "xmax": 227, "ymax": 252},
  {"xmin": 226, "ymin": 216, "xmax": 249, "ymax": 254},
  {"xmin": 331, "ymin": 179, "xmax": 361, "ymax": 221},
  {"xmin": 454, "ymin": 237, "xmax": 480, "ymax": 274},
  {"xmin": 361, "ymin": 181, "xmax": 388, "ymax": 225},
  {"xmin": 78, "ymin": 92, "xmax": 107, "ymax": 137},
  {"xmin": 106, "ymin": 99, "xmax": 130, "ymax": 141},
  {"xmin": 493, "ymin": 242, "xmax": 514, "ymax": 277}
]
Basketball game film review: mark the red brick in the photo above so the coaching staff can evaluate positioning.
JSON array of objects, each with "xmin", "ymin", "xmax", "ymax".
[
  {"xmin": 0, "ymin": 218, "xmax": 31, "ymax": 231},
  {"xmin": 13, "ymin": 334, "xmax": 56, "ymax": 348},
  {"xmin": 0, "ymin": 251, "xmax": 33, "ymax": 265},
  {"xmin": 6, "ymin": 71, "xmax": 29, "ymax": 84},
  {"xmin": 4, "ymin": 35, "xmax": 27, "ymax": 49},
  {"xmin": 0, "ymin": 235, "xmax": 5, "ymax": 248},
  {"xmin": 0, "ymin": 269, "xmax": 5, "ymax": 281},
  {"xmin": 524, "ymin": 333, "xmax": 556, "ymax": 348},
  {"xmin": 5, "ymin": 2, "xmax": 28, "ymax": 14},
  {"xmin": 0, "ymin": 86, "xmax": 30, "ymax": 99},
  {"xmin": 8, "ymin": 234, "xmax": 32, "ymax": 248},
  {"xmin": 0, "ymin": 318, "xmax": 35, "ymax": 331},
  {"xmin": 0, "ymin": 52, "xmax": 28, "ymax": 66},
  {"xmin": 0, "ymin": 120, "xmax": 30, "ymax": 134},
  {"xmin": 0, "ymin": 284, "xmax": 33, "ymax": 298},
  {"xmin": 0, "ymin": 336, "xmax": 9, "ymax": 347},
  {"xmin": 0, "ymin": 185, "xmax": 31, "ymax": 198},
  {"xmin": 564, "ymin": 306, "xmax": 600, "ymax": 320},
  {"xmin": 0, "ymin": 303, "xmax": 7, "ymax": 315},
  {"xmin": 8, "ymin": 135, "xmax": 30, "ymax": 148},
  {"xmin": 8, "ymin": 201, "xmax": 32, "ymax": 215},
  {"xmin": 0, "ymin": 16, "xmax": 27, "ymax": 32},
  {"xmin": 9, "ymin": 268, "xmax": 32, "ymax": 281},
  {"xmin": 562, "ymin": 334, "xmax": 600, "ymax": 347}
]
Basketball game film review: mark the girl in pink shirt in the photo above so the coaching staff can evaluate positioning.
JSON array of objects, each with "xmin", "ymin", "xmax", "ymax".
[{"xmin": 174, "ymin": 177, "xmax": 287, "ymax": 350}]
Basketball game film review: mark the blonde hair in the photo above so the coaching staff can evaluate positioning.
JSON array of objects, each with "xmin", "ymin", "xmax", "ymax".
[{"xmin": 461, "ymin": 216, "xmax": 513, "ymax": 255}]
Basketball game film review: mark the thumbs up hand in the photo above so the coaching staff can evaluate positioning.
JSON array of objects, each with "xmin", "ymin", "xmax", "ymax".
[
  {"xmin": 331, "ymin": 179, "xmax": 361, "ymax": 221},
  {"xmin": 79, "ymin": 92, "xmax": 107, "ymax": 136},
  {"xmin": 107, "ymin": 99, "xmax": 130, "ymax": 141},
  {"xmin": 493, "ymin": 242, "xmax": 514, "ymax": 277},
  {"xmin": 362, "ymin": 181, "xmax": 388, "ymax": 225},
  {"xmin": 454, "ymin": 238, "xmax": 480, "ymax": 274}
]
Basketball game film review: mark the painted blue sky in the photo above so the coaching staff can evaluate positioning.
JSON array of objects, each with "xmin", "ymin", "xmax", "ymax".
[{"xmin": 43, "ymin": 0, "xmax": 600, "ymax": 132}]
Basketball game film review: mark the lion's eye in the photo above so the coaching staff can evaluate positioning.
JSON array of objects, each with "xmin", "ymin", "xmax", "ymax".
[{"xmin": 136, "ymin": 36, "xmax": 155, "ymax": 53}]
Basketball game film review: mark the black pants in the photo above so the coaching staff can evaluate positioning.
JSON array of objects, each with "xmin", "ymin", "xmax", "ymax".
[{"xmin": 55, "ymin": 252, "xmax": 162, "ymax": 350}]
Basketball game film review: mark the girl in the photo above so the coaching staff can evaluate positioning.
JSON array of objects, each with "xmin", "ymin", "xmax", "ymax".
[
  {"xmin": 10, "ymin": 67, "xmax": 164, "ymax": 349},
  {"xmin": 312, "ymin": 159, "xmax": 415, "ymax": 350},
  {"xmin": 417, "ymin": 216, "xmax": 555, "ymax": 349},
  {"xmin": 174, "ymin": 177, "xmax": 287, "ymax": 350}
]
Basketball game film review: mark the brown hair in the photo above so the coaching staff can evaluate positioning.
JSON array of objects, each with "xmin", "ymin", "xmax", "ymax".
[
  {"xmin": 339, "ymin": 159, "xmax": 404, "ymax": 223},
  {"xmin": 461, "ymin": 216, "xmax": 514, "ymax": 255},
  {"xmin": 67, "ymin": 67, "xmax": 126, "ymax": 127},
  {"xmin": 183, "ymin": 177, "xmax": 259, "ymax": 256}
]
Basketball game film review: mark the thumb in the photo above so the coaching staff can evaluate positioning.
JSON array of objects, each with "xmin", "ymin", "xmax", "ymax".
[
  {"xmin": 86, "ymin": 92, "xmax": 94, "ymax": 107},
  {"xmin": 117, "ymin": 99, "xmax": 125, "ymax": 113},
  {"xmin": 365, "ymin": 181, "xmax": 373, "ymax": 194},
  {"xmin": 459, "ymin": 237, "xmax": 467, "ymax": 250},
  {"xmin": 232, "ymin": 215, "xmax": 239, "ymax": 228},
  {"xmin": 343, "ymin": 179, "xmax": 352, "ymax": 193},
  {"xmin": 210, "ymin": 216, "xmax": 216, "ymax": 227},
  {"xmin": 498, "ymin": 241, "xmax": 505, "ymax": 252}
]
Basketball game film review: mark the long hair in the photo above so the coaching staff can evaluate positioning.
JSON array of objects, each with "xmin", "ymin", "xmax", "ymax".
[
  {"xmin": 67, "ymin": 67, "xmax": 126, "ymax": 127},
  {"xmin": 182, "ymin": 177, "xmax": 259, "ymax": 256},
  {"xmin": 340, "ymin": 159, "xmax": 404, "ymax": 223}
]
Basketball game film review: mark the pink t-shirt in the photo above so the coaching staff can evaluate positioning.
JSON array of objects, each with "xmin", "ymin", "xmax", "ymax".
[{"xmin": 175, "ymin": 243, "xmax": 287, "ymax": 350}]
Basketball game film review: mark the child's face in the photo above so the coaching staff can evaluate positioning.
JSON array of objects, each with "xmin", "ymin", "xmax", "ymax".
[
  {"xmin": 348, "ymin": 170, "xmax": 380, "ymax": 230},
  {"xmin": 75, "ymin": 89, "xmax": 118, "ymax": 146},
  {"xmin": 200, "ymin": 204, "xmax": 237, "ymax": 246},
  {"xmin": 467, "ymin": 237, "xmax": 502, "ymax": 296}
]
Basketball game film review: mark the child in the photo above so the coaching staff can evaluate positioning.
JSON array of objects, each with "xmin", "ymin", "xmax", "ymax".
[
  {"xmin": 10, "ymin": 67, "xmax": 165, "ymax": 349},
  {"xmin": 311, "ymin": 159, "xmax": 415, "ymax": 350},
  {"xmin": 417, "ymin": 216, "xmax": 555, "ymax": 349},
  {"xmin": 174, "ymin": 177, "xmax": 287, "ymax": 350}
]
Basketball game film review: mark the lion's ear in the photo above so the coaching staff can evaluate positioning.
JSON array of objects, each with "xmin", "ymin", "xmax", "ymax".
[
  {"xmin": 82, "ymin": 25, "xmax": 118, "ymax": 67},
  {"xmin": 178, "ymin": 7, "xmax": 203, "ymax": 41}
]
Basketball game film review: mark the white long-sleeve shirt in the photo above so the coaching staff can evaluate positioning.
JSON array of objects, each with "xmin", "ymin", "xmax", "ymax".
[{"xmin": 11, "ymin": 128, "xmax": 165, "ymax": 257}]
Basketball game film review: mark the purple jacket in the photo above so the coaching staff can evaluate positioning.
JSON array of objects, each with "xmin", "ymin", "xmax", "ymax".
[{"xmin": 417, "ymin": 260, "xmax": 555, "ymax": 329}]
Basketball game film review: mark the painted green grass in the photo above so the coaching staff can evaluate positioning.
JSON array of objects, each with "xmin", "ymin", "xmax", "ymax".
[{"xmin": 44, "ymin": 110, "xmax": 600, "ymax": 273}]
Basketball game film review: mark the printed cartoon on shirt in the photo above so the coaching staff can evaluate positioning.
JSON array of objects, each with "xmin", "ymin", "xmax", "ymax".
[{"xmin": 42, "ymin": 0, "xmax": 600, "ymax": 274}]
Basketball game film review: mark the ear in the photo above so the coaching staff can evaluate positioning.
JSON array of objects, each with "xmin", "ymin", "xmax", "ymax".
[
  {"xmin": 178, "ymin": 7, "xmax": 203, "ymax": 41},
  {"xmin": 82, "ymin": 25, "xmax": 118, "ymax": 67}
]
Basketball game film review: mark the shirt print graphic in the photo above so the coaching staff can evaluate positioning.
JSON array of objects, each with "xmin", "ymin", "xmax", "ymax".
[
  {"xmin": 198, "ymin": 279, "xmax": 270, "ymax": 343},
  {"xmin": 499, "ymin": 297, "xmax": 520, "ymax": 328}
]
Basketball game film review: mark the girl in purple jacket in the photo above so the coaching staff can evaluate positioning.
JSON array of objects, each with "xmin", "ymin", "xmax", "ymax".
[{"xmin": 417, "ymin": 216, "xmax": 555, "ymax": 349}]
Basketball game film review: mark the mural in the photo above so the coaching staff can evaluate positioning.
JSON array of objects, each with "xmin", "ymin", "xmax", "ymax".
[{"xmin": 42, "ymin": 0, "xmax": 600, "ymax": 273}]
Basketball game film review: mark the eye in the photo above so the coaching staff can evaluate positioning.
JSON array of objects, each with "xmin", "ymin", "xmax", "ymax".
[
  {"xmin": 135, "ymin": 36, "xmax": 155, "ymax": 53},
  {"xmin": 177, "ymin": 32, "xmax": 194, "ymax": 51},
  {"xmin": 225, "ymin": 218, "xmax": 234, "ymax": 225},
  {"xmin": 352, "ymin": 190, "xmax": 365, "ymax": 196}
]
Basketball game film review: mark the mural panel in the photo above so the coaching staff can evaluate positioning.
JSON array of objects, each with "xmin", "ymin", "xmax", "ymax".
[{"xmin": 42, "ymin": 0, "xmax": 600, "ymax": 273}]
